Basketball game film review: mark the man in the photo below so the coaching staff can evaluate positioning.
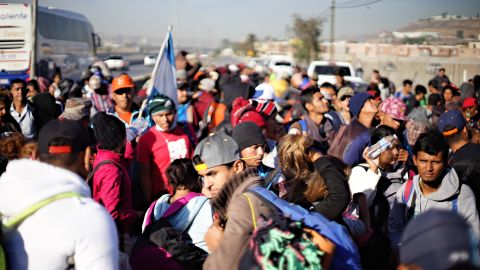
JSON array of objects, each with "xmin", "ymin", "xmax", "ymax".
[
  {"xmin": 405, "ymin": 85, "xmax": 427, "ymax": 114},
  {"xmin": 394, "ymin": 79, "xmax": 413, "ymax": 104},
  {"xmin": 137, "ymin": 94, "xmax": 193, "ymax": 204},
  {"xmin": 108, "ymin": 74, "xmax": 139, "ymax": 126},
  {"xmin": 408, "ymin": 93, "xmax": 443, "ymax": 129},
  {"xmin": 328, "ymin": 92, "xmax": 378, "ymax": 166},
  {"xmin": 288, "ymin": 86, "xmax": 338, "ymax": 149},
  {"xmin": 437, "ymin": 109, "xmax": 480, "ymax": 210},
  {"xmin": 389, "ymin": 131, "xmax": 480, "ymax": 250},
  {"xmin": 427, "ymin": 79, "xmax": 441, "ymax": 95},
  {"xmin": 433, "ymin": 67, "xmax": 450, "ymax": 91},
  {"xmin": 0, "ymin": 119, "xmax": 119, "ymax": 269},
  {"xmin": 232, "ymin": 121, "xmax": 269, "ymax": 176},
  {"xmin": 9, "ymin": 78, "xmax": 35, "ymax": 139},
  {"xmin": 193, "ymin": 133, "xmax": 274, "ymax": 269},
  {"xmin": 398, "ymin": 210, "xmax": 480, "ymax": 270}
]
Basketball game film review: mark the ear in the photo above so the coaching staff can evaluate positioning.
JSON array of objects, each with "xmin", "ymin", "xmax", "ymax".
[
  {"xmin": 233, "ymin": 159, "xmax": 245, "ymax": 174},
  {"xmin": 305, "ymin": 102, "xmax": 314, "ymax": 112},
  {"xmin": 83, "ymin": 146, "xmax": 91, "ymax": 173},
  {"xmin": 413, "ymin": 155, "xmax": 418, "ymax": 167}
]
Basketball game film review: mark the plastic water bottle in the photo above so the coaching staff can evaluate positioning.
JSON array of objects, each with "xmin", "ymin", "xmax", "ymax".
[{"xmin": 367, "ymin": 135, "xmax": 398, "ymax": 159}]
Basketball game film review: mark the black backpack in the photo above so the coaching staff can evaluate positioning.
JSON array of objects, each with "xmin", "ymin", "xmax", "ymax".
[{"xmin": 130, "ymin": 197, "xmax": 208, "ymax": 270}]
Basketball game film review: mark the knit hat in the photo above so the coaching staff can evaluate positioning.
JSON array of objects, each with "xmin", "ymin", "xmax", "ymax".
[
  {"xmin": 193, "ymin": 133, "xmax": 240, "ymax": 171},
  {"xmin": 231, "ymin": 97, "xmax": 266, "ymax": 128},
  {"xmin": 232, "ymin": 122, "xmax": 267, "ymax": 151},
  {"xmin": 379, "ymin": 97, "xmax": 408, "ymax": 121},
  {"xmin": 92, "ymin": 112, "xmax": 126, "ymax": 150},
  {"xmin": 147, "ymin": 94, "xmax": 176, "ymax": 116},
  {"xmin": 437, "ymin": 110, "xmax": 467, "ymax": 136},
  {"xmin": 400, "ymin": 210, "xmax": 479, "ymax": 270},
  {"xmin": 38, "ymin": 119, "xmax": 89, "ymax": 155},
  {"xmin": 59, "ymin": 98, "xmax": 92, "ymax": 121},
  {"xmin": 349, "ymin": 92, "xmax": 372, "ymax": 117}
]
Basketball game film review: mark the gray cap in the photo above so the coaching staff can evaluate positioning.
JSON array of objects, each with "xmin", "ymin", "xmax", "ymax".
[{"xmin": 193, "ymin": 133, "xmax": 240, "ymax": 171}]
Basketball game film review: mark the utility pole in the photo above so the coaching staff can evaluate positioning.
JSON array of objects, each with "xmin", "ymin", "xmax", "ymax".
[
  {"xmin": 30, "ymin": 0, "xmax": 37, "ymax": 78},
  {"xmin": 329, "ymin": 0, "xmax": 335, "ymax": 60}
]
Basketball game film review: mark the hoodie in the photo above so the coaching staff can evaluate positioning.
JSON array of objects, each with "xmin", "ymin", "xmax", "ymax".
[
  {"xmin": 389, "ymin": 168, "xmax": 480, "ymax": 250},
  {"xmin": 0, "ymin": 159, "xmax": 119, "ymax": 270}
]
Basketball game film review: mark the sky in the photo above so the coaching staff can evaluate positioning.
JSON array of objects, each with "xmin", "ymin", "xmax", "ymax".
[{"xmin": 6, "ymin": 0, "xmax": 480, "ymax": 48}]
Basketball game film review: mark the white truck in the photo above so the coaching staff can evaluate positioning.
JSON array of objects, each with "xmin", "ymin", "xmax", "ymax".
[{"xmin": 307, "ymin": 61, "xmax": 367, "ymax": 92}]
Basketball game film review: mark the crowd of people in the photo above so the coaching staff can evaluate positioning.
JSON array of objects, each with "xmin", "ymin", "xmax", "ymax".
[{"xmin": 1, "ymin": 52, "xmax": 480, "ymax": 270}]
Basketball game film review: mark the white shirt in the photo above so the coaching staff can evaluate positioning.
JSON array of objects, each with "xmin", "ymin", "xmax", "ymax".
[{"xmin": 10, "ymin": 103, "xmax": 35, "ymax": 139}]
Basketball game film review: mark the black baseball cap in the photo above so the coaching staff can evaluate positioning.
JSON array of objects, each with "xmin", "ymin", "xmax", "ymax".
[{"xmin": 38, "ymin": 119, "xmax": 90, "ymax": 155}]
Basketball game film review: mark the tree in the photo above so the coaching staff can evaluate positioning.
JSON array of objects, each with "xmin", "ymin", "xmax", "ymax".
[{"xmin": 290, "ymin": 14, "xmax": 322, "ymax": 64}]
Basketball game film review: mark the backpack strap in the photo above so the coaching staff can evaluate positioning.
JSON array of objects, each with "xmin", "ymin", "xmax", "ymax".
[
  {"xmin": 3, "ymin": 192, "xmax": 81, "ymax": 229},
  {"xmin": 402, "ymin": 177, "xmax": 415, "ymax": 205},
  {"xmin": 452, "ymin": 197, "xmax": 458, "ymax": 213},
  {"xmin": 161, "ymin": 192, "xmax": 203, "ymax": 218},
  {"xmin": 182, "ymin": 197, "xmax": 209, "ymax": 234},
  {"xmin": 86, "ymin": 160, "xmax": 123, "ymax": 187},
  {"xmin": 242, "ymin": 193, "xmax": 257, "ymax": 230},
  {"xmin": 299, "ymin": 119, "xmax": 308, "ymax": 132}
]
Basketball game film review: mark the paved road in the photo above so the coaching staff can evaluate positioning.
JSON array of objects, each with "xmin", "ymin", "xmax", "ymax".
[{"xmin": 111, "ymin": 63, "xmax": 153, "ymax": 83}]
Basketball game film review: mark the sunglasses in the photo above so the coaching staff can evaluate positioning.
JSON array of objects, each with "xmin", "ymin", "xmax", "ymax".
[
  {"xmin": 114, "ymin": 88, "xmax": 132, "ymax": 95},
  {"xmin": 340, "ymin": 95, "xmax": 352, "ymax": 101}
]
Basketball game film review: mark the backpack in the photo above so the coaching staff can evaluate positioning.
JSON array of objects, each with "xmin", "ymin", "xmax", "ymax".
[
  {"xmin": 241, "ymin": 187, "xmax": 362, "ymax": 270},
  {"xmin": 0, "ymin": 192, "xmax": 81, "ymax": 270},
  {"xmin": 130, "ymin": 193, "xmax": 208, "ymax": 270},
  {"xmin": 327, "ymin": 124, "xmax": 349, "ymax": 159}
]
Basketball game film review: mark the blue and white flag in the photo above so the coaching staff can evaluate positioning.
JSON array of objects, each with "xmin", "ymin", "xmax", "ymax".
[{"xmin": 148, "ymin": 30, "xmax": 177, "ymax": 105}]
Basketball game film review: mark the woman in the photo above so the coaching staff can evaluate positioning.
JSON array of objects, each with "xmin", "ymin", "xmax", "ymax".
[
  {"xmin": 277, "ymin": 133, "xmax": 350, "ymax": 222},
  {"xmin": 142, "ymin": 158, "xmax": 212, "ymax": 252}
]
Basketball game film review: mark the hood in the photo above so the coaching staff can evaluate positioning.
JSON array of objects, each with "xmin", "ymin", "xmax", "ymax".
[
  {"xmin": 416, "ymin": 168, "xmax": 460, "ymax": 201},
  {"xmin": 0, "ymin": 159, "xmax": 91, "ymax": 217}
]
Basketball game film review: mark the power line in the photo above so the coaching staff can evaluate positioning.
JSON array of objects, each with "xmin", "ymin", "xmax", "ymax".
[{"xmin": 336, "ymin": 0, "xmax": 383, "ymax": 9}]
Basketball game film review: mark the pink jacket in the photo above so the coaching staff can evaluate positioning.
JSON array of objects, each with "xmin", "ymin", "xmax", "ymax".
[{"xmin": 92, "ymin": 143, "xmax": 137, "ymax": 234}]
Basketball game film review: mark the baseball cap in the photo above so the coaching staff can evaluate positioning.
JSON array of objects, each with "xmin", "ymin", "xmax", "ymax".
[
  {"xmin": 379, "ymin": 97, "xmax": 408, "ymax": 121},
  {"xmin": 193, "ymin": 133, "xmax": 240, "ymax": 171},
  {"xmin": 400, "ymin": 210, "xmax": 479, "ymax": 270},
  {"xmin": 252, "ymin": 83, "xmax": 275, "ymax": 100},
  {"xmin": 463, "ymin": 97, "xmax": 477, "ymax": 109},
  {"xmin": 39, "ymin": 119, "xmax": 90, "ymax": 155},
  {"xmin": 59, "ymin": 98, "xmax": 92, "ymax": 121},
  {"xmin": 112, "ymin": 74, "xmax": 134, "ymax": 92},
  {"xmin": 338, "ymin": 87, "xmax": 354, "ymax": 101},
  {"xmin": 437, "ymin": 110, "xmax": 467, "ymax": 136}
]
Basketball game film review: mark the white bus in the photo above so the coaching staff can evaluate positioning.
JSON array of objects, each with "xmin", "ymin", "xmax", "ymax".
[{"xmin": 0, "ymin": 3, "xmax": 100, "ymax": 86}]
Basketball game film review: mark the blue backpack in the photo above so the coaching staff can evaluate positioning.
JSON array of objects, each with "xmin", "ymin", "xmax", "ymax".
[{"xmin": 248, "ymin": 186, "xmax": 362, "ymax": 270}]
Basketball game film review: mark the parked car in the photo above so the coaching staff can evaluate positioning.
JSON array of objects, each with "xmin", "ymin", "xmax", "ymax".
[
  {"xmin": 307, "ymin": 60, "xmax": 368, "ymax": 92},
  {"xmin": 144, "ymin": 55, "xmax": 156, "ymax": 66},
  {"xmin": 104, "ymin": 55, "xmax": 129, "ymax": 71},
  {"xmin": 268, "ymin": 58, "xmax": 295, "ymax": 77}
]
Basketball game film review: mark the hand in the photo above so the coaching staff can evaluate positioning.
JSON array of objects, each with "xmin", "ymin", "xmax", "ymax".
[
  {"xmin": 398, "ymin": 149, "xmax": 408, "ymax": 164},
  {"xmin": 362, "ymin": 147, "xmax": 379, "ymax": 173},
  {"xmin": 205, "ymin": 214, "xmax": 224, "ymax": 252}
]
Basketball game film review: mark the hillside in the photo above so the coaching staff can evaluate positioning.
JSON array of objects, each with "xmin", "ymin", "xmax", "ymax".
[{"xmin": 397, "ymin": 18, "xmax": 480, "ymax": 38}]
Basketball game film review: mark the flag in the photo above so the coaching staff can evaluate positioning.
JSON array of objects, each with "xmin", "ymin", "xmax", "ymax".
[{"xmin": 147, "ymin": 30, "xmax": 177, "ymax": 105}]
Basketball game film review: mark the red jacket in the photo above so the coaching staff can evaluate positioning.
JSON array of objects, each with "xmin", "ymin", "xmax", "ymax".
[{"xmin": 92, "ymin": 143, "xmax": 137, "ymax": 234}]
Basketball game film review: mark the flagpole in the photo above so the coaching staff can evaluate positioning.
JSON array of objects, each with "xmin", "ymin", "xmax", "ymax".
[{"xmin": 147, "ymin": 26, "xmax": 172, "ymax": 97}]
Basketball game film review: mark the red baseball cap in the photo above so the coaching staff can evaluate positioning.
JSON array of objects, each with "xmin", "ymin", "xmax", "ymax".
[{"xmin": 463, "ymin": 97, "xmax": 477, "ymax": 109}]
